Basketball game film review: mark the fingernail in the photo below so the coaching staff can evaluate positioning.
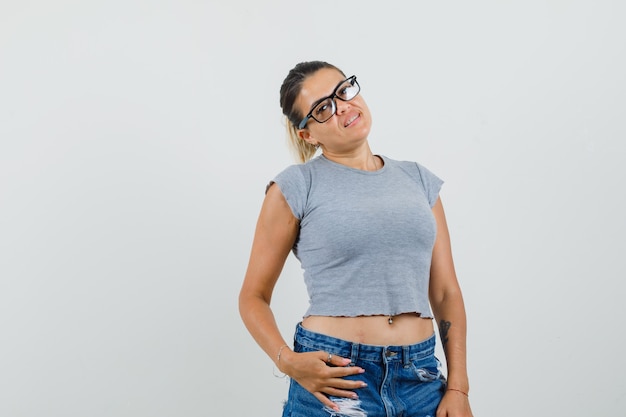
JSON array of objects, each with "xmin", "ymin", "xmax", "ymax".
[{"xmin": 360, "ymin": 382, "xmax": 368, "ymax": 387}]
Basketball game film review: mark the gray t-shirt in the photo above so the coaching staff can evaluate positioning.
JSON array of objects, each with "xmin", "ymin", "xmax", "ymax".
[{"xmin": 272, "ymin": 154, "xmax": 443, "ymax": 318}]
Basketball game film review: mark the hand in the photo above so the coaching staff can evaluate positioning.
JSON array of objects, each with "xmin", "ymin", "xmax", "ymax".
[
  {"xmin": 436, "ymin": 389, "xmax": 473, "ymax": 417},
  {"xmin": 279, "ymin": 349, "xmax": 367, "ymax": 411}
]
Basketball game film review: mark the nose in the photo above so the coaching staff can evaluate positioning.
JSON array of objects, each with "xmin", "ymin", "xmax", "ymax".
[{"xmin": 335, "ymin": 99, "xmax": 351, "ymax": 115}]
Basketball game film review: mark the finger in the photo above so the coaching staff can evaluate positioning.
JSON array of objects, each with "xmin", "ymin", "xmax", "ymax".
[
  {"xmin": 324, "ymin": 386, "xmax": 361, "ymax": 399},
  {"xmin": 326, "ymin": 364, "xmax": 366, "ymax": 379},
  {"xmin": 314, "ymin": 392, "xmax": 339, "ymax": 412},
  {"xmin": 340, "ymin": 365, "xmax": 366, "ymax": 374},
  {"xmin": 323, "ymin": 352, "xmax": 351, "ymax": 366},
  {"xmin": 326, "ymin": 376, "xmax": 368, "ymax": 391}
]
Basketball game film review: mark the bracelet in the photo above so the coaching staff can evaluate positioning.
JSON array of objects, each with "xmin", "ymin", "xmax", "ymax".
[
  {"xmin": 276, "ymin": 344, "xmax": 289, "ymax": 363},
  {"xmin": 447, "ymin": 388, "xmax": 469, "ymax": 397},
  {"xmin": 273, "ymin": 344, "xmax": 290, "ymax": 379}
]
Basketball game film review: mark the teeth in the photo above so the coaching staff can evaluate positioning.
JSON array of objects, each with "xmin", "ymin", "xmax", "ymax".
[{"xmin": 345, "ymin": 114, "xmax": 359, "ymax": 127}]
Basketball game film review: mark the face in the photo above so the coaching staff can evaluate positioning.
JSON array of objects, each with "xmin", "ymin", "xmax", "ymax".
[{"xmin": 296, "ymin": 68, "xmax": 372, "ymax": 153}]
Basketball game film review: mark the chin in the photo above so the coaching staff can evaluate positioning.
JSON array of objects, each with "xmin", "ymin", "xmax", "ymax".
[{"xmin": 356, "ymin": 122, "xmax": 372, "ymax": 138}]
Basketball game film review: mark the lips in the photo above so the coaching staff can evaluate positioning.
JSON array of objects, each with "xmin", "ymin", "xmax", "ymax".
[{"xmin": 344, "ymin": 113, "xmax": 360, "ymax": 127}]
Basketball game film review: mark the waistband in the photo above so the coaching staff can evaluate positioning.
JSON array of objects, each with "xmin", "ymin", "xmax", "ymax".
[{"xmin": 294, "ymin": 322, "xmax": 436, "ymax": 365}]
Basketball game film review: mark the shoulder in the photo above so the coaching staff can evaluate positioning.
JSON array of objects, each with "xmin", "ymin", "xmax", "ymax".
[
  {"xmin": 381, "ymin": 155, "xmax": 444, "ymax": 207},
  {"xmin": 380, "ymin": 155, "xmax": 436, "ymax": 178},
  {"xmin": 269, "ymin": 158, "xmax": 327, "ymax": 219}
]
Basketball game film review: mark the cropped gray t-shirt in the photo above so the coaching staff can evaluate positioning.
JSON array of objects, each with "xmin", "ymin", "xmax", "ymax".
[{"xmin": 272, "ymin": 154, "xmax": 443, "ymax": 319}]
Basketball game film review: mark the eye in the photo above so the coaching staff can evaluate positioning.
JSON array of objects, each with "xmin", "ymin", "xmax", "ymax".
[
  {"xmin": 315, "ymin": 103, "xmax": 329, "ymax": 115},
  {"xmin": 336, "ymin": 81, "xmax": 355, "ymax": 99},
  {"xmin": 314, "ymin": 98, "xmax": 333, "ymax": 117}
]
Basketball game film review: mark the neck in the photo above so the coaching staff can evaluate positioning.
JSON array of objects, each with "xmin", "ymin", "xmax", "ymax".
[{"xmin": 322, "ymin": 147, "xmax": 381, "ymax": 172}]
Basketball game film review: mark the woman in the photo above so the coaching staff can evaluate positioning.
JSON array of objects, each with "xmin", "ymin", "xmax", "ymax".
[{"xmin": 239, "ymin": 61, "xmax": 473, "ymax": 417}]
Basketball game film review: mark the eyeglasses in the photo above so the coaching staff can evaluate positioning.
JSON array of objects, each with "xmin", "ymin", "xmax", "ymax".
[{"xmin": 298, "ymin": 75, "xmax": 360, "ymax": 129}]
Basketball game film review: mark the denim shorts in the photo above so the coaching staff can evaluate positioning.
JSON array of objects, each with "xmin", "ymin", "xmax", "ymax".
[{"xmin": 282, "ymin": 323, "xmax": 446, "ymax": 417}]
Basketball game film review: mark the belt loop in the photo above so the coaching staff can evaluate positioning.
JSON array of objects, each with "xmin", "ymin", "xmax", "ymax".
[
  {"xmin": 350, "ymin": 343, "xmax": 359, "ymax": 366},
  {"xmin": 402, "ymin": 346, "xmax": 410, "ymax": 367}
]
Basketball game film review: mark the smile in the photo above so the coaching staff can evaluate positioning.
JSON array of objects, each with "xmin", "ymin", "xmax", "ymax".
[{"xmin": 344, "ymin": 114, "xmax": 360, "ymax": 127}]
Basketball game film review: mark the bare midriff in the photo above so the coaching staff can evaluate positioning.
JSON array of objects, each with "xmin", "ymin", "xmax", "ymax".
[{"xmin": 301, "ymin": 313, "xmax": 434, "ymax": 346}]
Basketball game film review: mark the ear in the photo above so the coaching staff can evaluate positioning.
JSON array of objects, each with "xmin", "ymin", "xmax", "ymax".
[{"xmin": 297, "ymin": 128, "xmax": 319, "ymax": 147}]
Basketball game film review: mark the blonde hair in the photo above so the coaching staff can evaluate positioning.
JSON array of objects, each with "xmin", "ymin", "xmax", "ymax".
[{"xmin": 284, "ymin": 117, "xmax": 318, "ymax": 163}]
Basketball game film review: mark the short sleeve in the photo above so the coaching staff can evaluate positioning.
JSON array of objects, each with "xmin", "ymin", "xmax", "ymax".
[
  {"xmin": 269, "ymin": 164, "xmax": 308, "ymax": 220},
  {"xmin": 415, "ymin": 163, "xmax": 444, "ymax": 207}
]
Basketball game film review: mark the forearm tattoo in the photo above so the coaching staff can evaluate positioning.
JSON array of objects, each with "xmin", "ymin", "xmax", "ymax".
[{"xmin": 439, "ymin": 320, "xmax": 451, "ymax": 351}]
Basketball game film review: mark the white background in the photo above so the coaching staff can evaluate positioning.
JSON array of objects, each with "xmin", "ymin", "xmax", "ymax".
[{"xmin": 1, "ymin": 1, "xmax": 625, "ymax": 416}]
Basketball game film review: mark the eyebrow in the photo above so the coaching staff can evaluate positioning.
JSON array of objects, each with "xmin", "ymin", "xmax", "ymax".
[{"xmin": 306, "ymin": 77, "xmax": 347, "ymax": 113}]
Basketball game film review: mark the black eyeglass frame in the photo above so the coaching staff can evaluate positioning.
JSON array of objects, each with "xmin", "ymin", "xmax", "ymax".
[{"xmin": 297, "ymin": 75, "xmax": 359, "ymax": 129}]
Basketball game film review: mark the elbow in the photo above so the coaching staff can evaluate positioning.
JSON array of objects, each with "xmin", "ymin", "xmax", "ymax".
[
  {"xmin": 430, "ymin": 285, "xmax": 464, "ymax": 311},
  {"xmin": 238, "ymin": 289, "xmax": 253, "ymax": 321},
  {"xmin": 238, "ymin": 287, "xmax": 270, "ymax": 322}
]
